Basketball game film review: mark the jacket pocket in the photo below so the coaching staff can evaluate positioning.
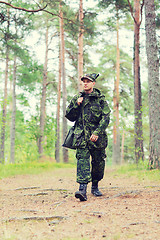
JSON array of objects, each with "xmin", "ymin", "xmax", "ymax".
[
  {"xmin": 90, "ymin": 104, "xmax": 102, "ymax": 122},
  {"xmin": 73, "ymin": 129, "xmax": 85, "ymax": 147}
]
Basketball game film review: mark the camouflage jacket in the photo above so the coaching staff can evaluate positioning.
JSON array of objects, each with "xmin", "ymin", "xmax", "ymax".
[{"xmin": 65, "ymin": 88, "xmax": 111, "ymax": 149}]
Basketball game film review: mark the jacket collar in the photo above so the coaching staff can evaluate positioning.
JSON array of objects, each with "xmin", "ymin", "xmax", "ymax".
[{"xmin": 80, "ymin": 88, "xmax": 101, "ymax": 98}]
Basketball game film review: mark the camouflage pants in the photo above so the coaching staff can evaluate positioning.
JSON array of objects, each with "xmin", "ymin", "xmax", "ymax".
[{"xmin": 76, "ymin": 147, "xmax": 106, "ymax": 184}]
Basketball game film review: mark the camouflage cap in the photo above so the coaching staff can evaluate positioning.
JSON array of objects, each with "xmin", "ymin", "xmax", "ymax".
[{"xmin": 81, "ymin": 73, "xmax": 99, "ymax": 82}]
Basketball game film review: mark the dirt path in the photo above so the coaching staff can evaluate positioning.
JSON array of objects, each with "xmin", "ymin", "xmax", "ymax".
[{"xmin": 0, "ymin": 167, "xmax": 160, "ymax": 240}]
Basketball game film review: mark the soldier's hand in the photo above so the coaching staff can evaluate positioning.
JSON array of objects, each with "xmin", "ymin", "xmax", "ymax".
[
  {"xmin": 90, "ymin": 134, "xmax": 98, "ymax": 142},
  {"xmin": 77, "ymin": 97, "xmax": 83, "ymax": 105}
]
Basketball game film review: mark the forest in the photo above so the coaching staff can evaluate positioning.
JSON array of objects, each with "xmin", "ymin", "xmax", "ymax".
[{"xmin": 0, "ymin": 0, "xmax": 159, "ymax": 168}]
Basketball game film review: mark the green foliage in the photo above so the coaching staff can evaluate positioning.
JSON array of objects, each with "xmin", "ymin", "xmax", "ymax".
[
  {"xmin": 0, "ymin": 108, "xmax": 57, "ymax": 164},
  {"xmin": 98, "ymin": 0, "xmax": 132, "ymax": 14},
  {"xmin": 2, "ymin": 111, "xmax": 38, "ymax": 163},
  {"xmin": 17, "ymin": 51, "xmax": 43, "ymax": 91},
  {"xmin": 83, "ymin": 9, "xmax": 98, "ymax": 39},
  {"xmin": 25, "ymin": 116, "xmax": 40, "ymax": 141},
  {"xmin": 43, "ymin": 116, "xmax": 56, "ymax": 157},
  {"xmin": 15, "ymin": 139, "xmax": 39, "ymax": 163},
  {"xmin": 0, "ymin": 1, "xmax": 35, "ymax": 49}
]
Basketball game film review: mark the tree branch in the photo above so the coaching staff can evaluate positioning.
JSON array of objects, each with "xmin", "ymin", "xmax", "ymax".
[
  {"xmin": 46, "ymin": 81, "xmax": 55, "ymax": 86},
  {"xmin": 127, "ymin": 0, "xmax": 144, "ymax": 26},
  {"xmin": 0, "ymin": 1, "xmax": 47, "ymax": 12},
  {"xmin": 0, "ymin": 1, "xmax": 80, "ymax": 31},
  {"xmin": 43, "ymin": 9, "xmax": 77, "ymax": 25},
  {"xmin": 127, "ymin": 0, "xmax": 136, "ymax": 24},
  {"xmin": 140, "ymin": 0, "xmax": 145, "ymax": 25}
]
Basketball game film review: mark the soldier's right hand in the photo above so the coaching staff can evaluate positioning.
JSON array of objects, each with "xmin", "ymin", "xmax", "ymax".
[{"xmin": 77, "ymin": 97, "xmax": 83, "ymax": 106}]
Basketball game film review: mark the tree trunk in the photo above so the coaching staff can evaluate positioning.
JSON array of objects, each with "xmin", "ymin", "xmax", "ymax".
[
  {"xmin": 0, "ymin": 7, "xmax": 10, "ymax": 163},
  {"xmin": 78, "ymin": 0, "xmax": 84, "ymax": 92},
  {"xmin": 145, "ymin": 0, "xmax": 160, "ymax": 169},
  {"xmin": 55, "ymin": 45, "xmax": 61, "ymax": 163},
  {"xmin": 10, "ymin": 55, "xmax": 17, "ymax": 164},
  {"xmin": 133, "ymin": 0, "xmax": 144, "ymax": 163},
  {"xmin": 60, "ymin": 2, "xmax": 68, "ymax": 163},
  {"xmin": 39, "ymin": 24, "xmax": 49, "ymax": 156},
  {"xmin": 121, "ymin": 130, "xmax": 125, "ymax": 164},
  {"xmin": 113, "ymin": 12, "xmax": 121, "ymax": 165}
]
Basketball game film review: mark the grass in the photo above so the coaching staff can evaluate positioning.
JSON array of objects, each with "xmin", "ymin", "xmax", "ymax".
[
  {"xmin": 0, "ymin": 161, "xmax": 76, "ymax": 179},
  {"xmin": 0, "ymin": 159, "xmax": 159, "ymax": 182},
  {"xmin": 115, "ymin": 161, "xmax": 160, "ymax": 182}
]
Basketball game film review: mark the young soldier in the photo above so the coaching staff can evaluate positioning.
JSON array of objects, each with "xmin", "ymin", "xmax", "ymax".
[{"xmin": 65, "ymin": 73, "xmax": 111, "ymax": 201}]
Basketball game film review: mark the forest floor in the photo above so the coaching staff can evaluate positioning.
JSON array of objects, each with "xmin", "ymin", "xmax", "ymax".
[{"xmin": 0, "ymin": 166, "xmax": 160, "ymax": 240}]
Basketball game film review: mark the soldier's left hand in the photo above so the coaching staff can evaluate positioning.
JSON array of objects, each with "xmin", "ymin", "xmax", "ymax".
[{"xmin": 90, "ymin": 134, "xmax": 98, "ymax": 142}]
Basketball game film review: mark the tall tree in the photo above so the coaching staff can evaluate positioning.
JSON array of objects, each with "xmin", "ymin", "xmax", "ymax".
[
  {"xmin": 0, "ymin": 7, "xmax": 10, "ymax": 163},
  {"xmin": 127, "ymin": 0, "xmax": 144, "ymax": 163},
  {"xmin": 60, "ymin": 2, "xmax": 68, "ymax": 163},
  {"xmin": 145, "ymin": 0, "xmax": 160, "ymax": 169},
  {"xmin": 113, "ymin": 6, "xmax": 121, "ymax": 165},
  {"xmin": 55, "ymin": 45, "xmax": 61, "ymax": 163},
  {"xmin": 133, "ymin": 0, "xmax": 144, "ymax": 163},
  {"xmin": 64, "ymin": 2, "xmax": 97, "ymax": 92},
  {"xmin": 10, "ymin": 54, "xmax": 17, "ymax": 164},
  {"xmin": 78, "ymin": 0, "xmax": 84, "ymax": 91},
  {"xmin": 39, "ymin": 21, "xmax": 49, "ymax": 156}
]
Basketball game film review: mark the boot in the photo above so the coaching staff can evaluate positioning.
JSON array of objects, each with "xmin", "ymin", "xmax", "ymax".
[
  {"xmin": 91, "ymin": 181, "xmax": 102, "ymax": 197},
  {"xmin": 75, "ymin": 184, "xmax": 87, "ymax": 201}
]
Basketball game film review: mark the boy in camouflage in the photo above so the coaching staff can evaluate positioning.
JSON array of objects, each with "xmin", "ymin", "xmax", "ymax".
[{"xmin": 65, "ymin": 73, "xmax": 111, "ymax": 201}]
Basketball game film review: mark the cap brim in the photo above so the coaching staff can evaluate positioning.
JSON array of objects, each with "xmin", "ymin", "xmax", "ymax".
[{"xmin": 81, "ymin": 76, "xmax": 94, "ymax": 82}]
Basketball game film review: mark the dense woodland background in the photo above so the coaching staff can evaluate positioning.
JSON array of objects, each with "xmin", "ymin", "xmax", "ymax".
[{"xmin": 0, "ymin": 0, "xmax": 159, "ymax": 168}]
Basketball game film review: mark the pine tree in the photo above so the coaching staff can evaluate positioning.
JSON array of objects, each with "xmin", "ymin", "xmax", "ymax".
[{"xmin": 145, "ymin": 0, "xmax": 160, "ymax": 169}]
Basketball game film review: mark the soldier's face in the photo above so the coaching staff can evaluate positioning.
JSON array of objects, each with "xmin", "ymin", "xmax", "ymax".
[{"xmin": 82, "ymin": 79, "xmax": 95, "ymax": 93}]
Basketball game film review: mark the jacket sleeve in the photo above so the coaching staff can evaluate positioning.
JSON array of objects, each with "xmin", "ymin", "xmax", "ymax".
[
  {"xmin": 93, "ymin": 99, "xmax": 111, "ymax": 136},
  {"xmin": 65, "ymin": 95, "xmax": 81, "ymax": 122}
]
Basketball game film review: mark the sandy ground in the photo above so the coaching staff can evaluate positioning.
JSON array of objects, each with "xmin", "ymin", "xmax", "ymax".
[{"xmin": 0, "ymin": 167, "xmax": 160, "ymax": 240}]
